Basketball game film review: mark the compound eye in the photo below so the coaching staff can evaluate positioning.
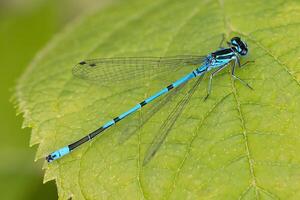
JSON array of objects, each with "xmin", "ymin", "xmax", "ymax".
[{"xmin": 231, "ymin": 37, "xmax": 240, "ymax": 42}]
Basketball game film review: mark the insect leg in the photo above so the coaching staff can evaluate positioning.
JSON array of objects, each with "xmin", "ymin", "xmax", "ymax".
[
  {"xmin": 240, "ymin": 60, "xmax": 255, "ymax": 68},
  {"xmin": 231, "ymin": 58, "xmax": 253, "ymax": 90},
  {"xmin": 204, "ymin": 64, "xmax": 228, "ymax": 101}
]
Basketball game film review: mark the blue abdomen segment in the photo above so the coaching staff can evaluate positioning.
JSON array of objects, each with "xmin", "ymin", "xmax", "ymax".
[
  {"xmin": 145, "ymin": 88, "xmax": 168, "ymax": 104},
  {"xmin": 119, "ymin": 104, "xmax": 141, "ymax": 119},
  {"xmin": 46, "ymin": 146, "xmax": 70, "ymax": 162},
  {"xmin": 46, "ymin": 67, "xmax": 205, "ymax": 163}
]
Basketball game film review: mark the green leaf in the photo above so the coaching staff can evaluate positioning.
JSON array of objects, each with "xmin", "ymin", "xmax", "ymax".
[{"xmin": 16, "ymin": 0, "xmax": 300, "ymax": 199}]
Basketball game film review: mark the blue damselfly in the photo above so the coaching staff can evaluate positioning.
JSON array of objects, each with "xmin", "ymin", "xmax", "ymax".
[{"xmin": 46, "ymin": 37, "xmax": 253, "ymax": 163}]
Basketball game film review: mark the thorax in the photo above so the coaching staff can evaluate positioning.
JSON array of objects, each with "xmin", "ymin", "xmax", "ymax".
[{"xmin": 205, "ymin": 48, "xmax": 237, "ymax": 70}]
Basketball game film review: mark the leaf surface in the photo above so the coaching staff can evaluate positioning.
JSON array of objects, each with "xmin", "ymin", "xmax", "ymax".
[{"xmin": 16, "ymin": 0, "xmax": 300, "ymax": 199}]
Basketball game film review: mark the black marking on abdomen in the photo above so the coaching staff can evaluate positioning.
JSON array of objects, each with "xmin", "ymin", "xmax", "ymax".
[
  {"xmin": 68, "ymin": 136, "xmax": 90, "ymax": 150},
  {"xmin": 140, "ymin": 101, "xmax": 147, "ymax": 107},
  {"xmin": 79, "ymin": 61, "xmax": 86, "ymax": 65},
  {"xmin": 192, "ymin": 71, "xmax": 197, "ymax": 77},
  {"xmin": 89, "ymin": 127, "xmax": 105, "ymax": 139},
  {"xmin": 113, "ymin": 117, "xmax": 121, "ymax": 123},
  {"xmin": 69, "ymin": 126, "xmax": 107, "ymax": 150},
  {"xmin": 167, "ymin": 84, "xmax": 174, "ymax": 90},
  {"xmin": 89, "ymin": 63, "xmax": 96, "ymax": 67}
]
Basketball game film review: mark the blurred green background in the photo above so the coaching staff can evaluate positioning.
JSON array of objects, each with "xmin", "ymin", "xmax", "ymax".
[{"xmin": 0, "ymin": 0, "xmax": 108, "ymax": 199}]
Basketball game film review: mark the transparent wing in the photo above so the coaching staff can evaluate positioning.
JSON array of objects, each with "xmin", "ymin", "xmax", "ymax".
[
  {"xmin": 143, "ymin": 75, "xmax": 204, "ymax": 165},
  {"xmin": 118, "ymin": 83, "xmax": 187, "ymax": 144},
  {"xmin": 73, "ymin": 55, "xmax": 205, "ymax": 84}
]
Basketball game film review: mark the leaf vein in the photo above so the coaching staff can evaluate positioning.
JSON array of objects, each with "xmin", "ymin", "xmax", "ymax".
[
  {"xmin": 165, "ymin": 93, "xmax": 232, "ymax": 199},
  {"xmin": 236, "ymin": 32, "xmax": 300, "ymax": 88}
]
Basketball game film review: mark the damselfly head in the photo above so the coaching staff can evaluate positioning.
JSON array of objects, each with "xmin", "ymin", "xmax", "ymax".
[{"xmin": 230, "ymin": 37, "xmax": 248, "ymax": 56}]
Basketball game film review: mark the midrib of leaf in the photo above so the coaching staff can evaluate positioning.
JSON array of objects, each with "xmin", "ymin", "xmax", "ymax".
[
  {"xmin": 164, "ymin": 1, "xmax": 256, "ymax": 199},
  {"xmin": 231, "ymin": 77, "xmax": 259, "ymax": 198},
  {"xmin": 229, "ymin": 29, "xmax": 300, "ymax": 199},
  {"xmin": 223, "ymin": 3, "xmax": 300, "ymax": 200},
  {"xmin": 218, "ymin": 0, "xmax": 260, "ymax": 198},
  {"xmin": 218, "ymin": 1, "xmax": 297, "ymax": 199}
]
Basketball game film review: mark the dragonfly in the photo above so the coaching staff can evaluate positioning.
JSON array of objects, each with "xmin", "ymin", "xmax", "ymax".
[{"xmin": 46, "ymin": 36, "xmax": 253, "ymax": 163}]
